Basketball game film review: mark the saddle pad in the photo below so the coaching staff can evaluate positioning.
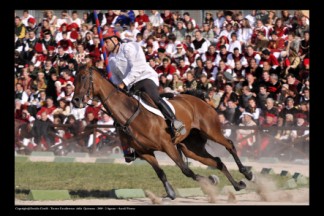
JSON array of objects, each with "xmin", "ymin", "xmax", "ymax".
[{"xmin": 132, "ymin": 95, "xmax": 175, "ymax": 119}]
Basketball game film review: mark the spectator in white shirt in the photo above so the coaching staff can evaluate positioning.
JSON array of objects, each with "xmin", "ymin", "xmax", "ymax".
[
  {"xmin": 120, "ymin": 22, "xmax": 140, "ymax": 42},
  {"xmin": 218, "ymin": 23, "xmax": 234, "ymax": 43},
  {"xmin": 70, "ymin": 11, "xmax": 82, "ymax": 28},
  {"xmin": 241, "ymin": 18, "xmax": 253, "ymax": 46},
  {"xmin": 245, "ymin": 10, "xmax": 257, "ymax": 27},
  {"xmin": 56, "ymin": 10, "xmax": 71, "ymax": 29},
  {"xmin": 228, "ymin": 32, "xmax": 242, "ymax": 53},
  {"xmin": 149, "ymin": 10, "xmax": 164, "ymax": 27},
  {"xmin": 214, "ymin": 11, "xmax": 225, "ymax": 29},
  {"xmin": 21, "ymin": 10, "xmax": 34, "ymax": 27}
]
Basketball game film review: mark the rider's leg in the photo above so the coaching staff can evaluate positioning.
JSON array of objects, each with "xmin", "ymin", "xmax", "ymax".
[
  {"xmin": 156, "ymin": 98, "xmax": 186, "ymax": 135},
  {"xmin": 133, "ymin": 79, "xmax": 186, "ymax": 135},
  {"xmin": 117, "ymin": 127, "xmax": 138, "ymax": 163}
]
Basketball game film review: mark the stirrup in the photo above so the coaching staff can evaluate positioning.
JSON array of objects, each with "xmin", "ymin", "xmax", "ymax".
[{"xmin": 173, "ymin": 120, "xmax": 186, "ymax": 135}]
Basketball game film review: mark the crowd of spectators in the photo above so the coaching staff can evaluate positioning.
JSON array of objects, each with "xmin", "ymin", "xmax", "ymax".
[{"xmin": 14, "ymin": 10, "xmax": 309, "ymax": 157}]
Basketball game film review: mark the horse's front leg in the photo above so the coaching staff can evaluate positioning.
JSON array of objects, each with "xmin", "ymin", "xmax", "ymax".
[{"xmin": 140, "ymin": 152, "xmax": 176, "ymax": 200}]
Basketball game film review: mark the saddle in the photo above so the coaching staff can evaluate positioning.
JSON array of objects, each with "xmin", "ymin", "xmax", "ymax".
[
  {"xmin": 132, "ymin": 91, "xmax": 176, "ymax": 119},
  {"xmin": 134, "ymin": 91, "xmax": 174, "ymax": 108},
  {"xmin": 137, "ymin": 91, "xmax": 158, "ymax": 109}
]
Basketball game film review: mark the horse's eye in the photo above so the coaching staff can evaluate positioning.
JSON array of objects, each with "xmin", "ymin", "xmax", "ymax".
[{"xmin": 81, "ymin": 76, "xmax": 86, "ymax": 80}]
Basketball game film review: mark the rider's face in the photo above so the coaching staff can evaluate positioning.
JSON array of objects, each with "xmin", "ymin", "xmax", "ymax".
[{"xmin": 105, "ymin": 38, "xmax": 118, "ymax": 52}]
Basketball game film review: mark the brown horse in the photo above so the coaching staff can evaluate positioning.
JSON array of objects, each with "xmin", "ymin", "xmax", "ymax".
[{"xmin": 72, "ymin": 66, "xmax": 253, "ymax": 199}]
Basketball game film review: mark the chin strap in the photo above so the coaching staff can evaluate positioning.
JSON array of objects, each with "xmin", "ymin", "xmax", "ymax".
[{"xmin": 109, "ymin": 38, "xmax": 120, "ymax": 53}]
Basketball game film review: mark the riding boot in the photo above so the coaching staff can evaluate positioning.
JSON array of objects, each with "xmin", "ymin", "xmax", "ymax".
[
  {"xmin": 157, "ymin": 99, "xmax": 186, "ymax": 136},
  {"xmin": 121, "ymin": 143, "xmax": 138, "ymax": 163},
  {"xmin": 124, "ymin": 151, "xmax": 139, "ymax": 163}
]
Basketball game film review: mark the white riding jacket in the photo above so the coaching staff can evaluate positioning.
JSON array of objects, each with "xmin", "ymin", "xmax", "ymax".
[{"xmin": 108, "ymin": 42, "xmax": 159, "ymax": 89}]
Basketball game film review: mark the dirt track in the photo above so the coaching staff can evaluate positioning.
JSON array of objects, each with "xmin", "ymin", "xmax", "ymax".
[
  {"xmin": 15, "ymin": 151, "xmax": 309, "ymax": 206},
  {"xmin": 15, "ymin": 188, "xmax": 309, "ymax": 206}
]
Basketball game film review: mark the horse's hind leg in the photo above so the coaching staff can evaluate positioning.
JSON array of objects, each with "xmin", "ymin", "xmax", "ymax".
[
  {"xmin": 162, "ymin": 144, "xmax": 207, "ymax": 183},
  {"xmin": 178, "ymin": 143, "xmax": 246, "ymax": 191},
  {"xmin": 211, "ymin": 134, "xmax": 253, "ymax": 181},
  {"xmin": 140, "ymin": 152, "xmax": 176, "ymax": 200}
]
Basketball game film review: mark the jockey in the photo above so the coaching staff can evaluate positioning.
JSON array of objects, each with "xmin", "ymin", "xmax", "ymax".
[{"xmin": 103, "ymin": 35, "xmax": 186, "ymax": 162}]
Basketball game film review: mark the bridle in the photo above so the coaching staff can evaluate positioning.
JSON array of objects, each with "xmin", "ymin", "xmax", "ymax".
[
  {"xmin": 79, "ymin": 66, "xmax": 146, "ymax": 150},
  {"xmin": 81, "ymin": 66, "xmax": 118, "ymax": 107}
]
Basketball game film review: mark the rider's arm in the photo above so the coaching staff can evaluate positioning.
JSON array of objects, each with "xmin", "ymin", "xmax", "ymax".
[{"xmin": 122, "ymin": 43, "xmax": 145, "ymax": 87}]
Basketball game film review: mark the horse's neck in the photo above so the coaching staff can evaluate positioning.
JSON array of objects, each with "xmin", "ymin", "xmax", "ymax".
[{"xmin": 97, "ymin": 78, "xmax": 137, "ymax": 125}]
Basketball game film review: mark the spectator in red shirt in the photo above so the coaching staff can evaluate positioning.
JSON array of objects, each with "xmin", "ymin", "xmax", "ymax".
[
  {"xmin": 157, "ymin": 34, "xmax": 168, "ymax": 49},
  {"xmin": 144, "ymin": 44, "xmax": 156, "ymax": 61},
  {"xmin": 85, "ymin": 96, "xmax": 102, "ymax": 121},
  {"xmin": 259, "ymin": 49, "xmax": 279, "ymax": 69},
  {"xmin": 270, "ymin": 18, "xmax": 288, "ymax": 39},
  {"xmin": 135, "ymin": 10, "xmax": 149, "ymax": 31},
  {"xmin": 177, "ymin": 59, "xmax": 190, "ymax": 78},
  {"xmin": 58, "ymin": 31, "xmax": 73, "ymax": 53},
  {"xmin": 156, "ymin": 58, "xmax": 176, "ymax": 81},
  {"xmin": 287, "ymin": 73, "xmax": 302, "ymax": 93},
  {"xmin": 105, "ymin": 10, "xmax": 117, "ymax": 26},
  {"xmin": 58, "ymin": 69, "xmax": 74, "ymax": 88},
  {"xmin": 148, "ymin": 58, "xmax": 159, "ymax": 71},
  {"xmin": 251, "ymin": 19, "xmax": 267, "ymax": 45},
  {"xmin": 268, "ymin": 31, "xmax": 285, "ymax": 59},
  {"xmin": 36, "ymin": 96, "xmax": 57, "ymax": 120},
  {"xmin": 161, "ymin": 10, "xmax": 174, "ymax": 26}
]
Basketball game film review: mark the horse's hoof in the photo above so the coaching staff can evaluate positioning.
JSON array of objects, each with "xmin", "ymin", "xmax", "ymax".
[
  {"xmin": 208, "ymin": 175, "xmax": 220, "ymax": 185},
  {"xmin": 165, "ymin": 182, "xmax": 176, "ymax": 200},
  {"xmin": 245, "ymin": 171, "xmax": 253, "ymax": 181},
  {"xmin": 234, "ymin": 181, "xmax": 246, "ymax": 191},
  {"xmin": 163, "ymin": 194, "xmax": 176, "ymax": 200},
  {"xmin": 249, "ymin": 172, "xmax": 256, "ymax": 182},
  {"xmin": 168, "ymin": 193, "xmax": 176, "ymax": 200}
]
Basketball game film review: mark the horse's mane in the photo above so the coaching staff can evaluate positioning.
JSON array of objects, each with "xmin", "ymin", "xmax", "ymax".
[
  {"xmin": 79, "ymin": 65, "xmax": 136, "ymax": 99},
  {"xmin": 79, "ymin": 65, "xmax": 110, "ymax": 80},
  {"xmin": 181, "ymin": 90, "xmax": 208, "ymax": 101},
  {"xmin": 79, "ymin": 65, "xmax": 120, "ymax": 88}
]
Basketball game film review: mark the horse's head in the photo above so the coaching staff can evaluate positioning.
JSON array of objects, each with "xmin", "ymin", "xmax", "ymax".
[{"xmin": 72, "ymin": 66, "xmax": 97, "ymax": 108}]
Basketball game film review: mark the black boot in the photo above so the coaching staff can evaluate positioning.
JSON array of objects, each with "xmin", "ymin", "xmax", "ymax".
[
  {"xmin": 157, "ymin": 99, "xmax": 186, "ymax": 136},
  {"xmin": 124, "ymin": 151, "xmax": 138, "ymax": 163}
]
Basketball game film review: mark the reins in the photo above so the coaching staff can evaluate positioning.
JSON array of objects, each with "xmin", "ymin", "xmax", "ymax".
[{"xmin": 84, "ymin": 67, "xmax": 149, "ymax": 150}]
